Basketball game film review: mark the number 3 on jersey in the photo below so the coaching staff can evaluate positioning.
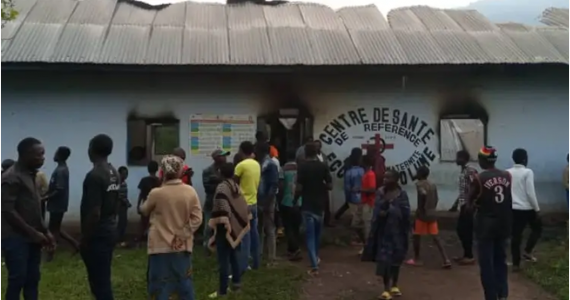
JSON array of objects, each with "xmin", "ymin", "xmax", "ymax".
[{"xmin": 494, "ymin": 185, "xmax": 504, "ymax": 203}]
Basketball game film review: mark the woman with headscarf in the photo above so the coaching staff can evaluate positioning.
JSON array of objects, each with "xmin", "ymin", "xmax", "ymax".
[
  {"xmin": 140, "ymin": 155, "xmax": 203, "ymax": 300},
  {"xmin": 361, "ymin": 169, "xmax": 411, "ymax": 300},
  {"xmin": 207, "ymin": 162, "xmax": 251, "ymax": 298}
]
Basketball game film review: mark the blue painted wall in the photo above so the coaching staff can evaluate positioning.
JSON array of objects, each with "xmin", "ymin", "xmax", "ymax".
[{"xmin": 2, "ymin": 69, "xmax": 567, "ymax": 221}]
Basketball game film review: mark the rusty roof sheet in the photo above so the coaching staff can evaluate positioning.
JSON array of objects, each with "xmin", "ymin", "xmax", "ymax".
[
  {"xmin": 540, "ymin": 8, "xmax": 569, "ymax": 29},
  {"xmin": 1, "ymin": 1, "xmax": 568, "ymax": 66}
]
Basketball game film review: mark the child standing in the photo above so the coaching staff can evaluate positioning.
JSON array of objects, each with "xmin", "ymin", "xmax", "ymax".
[
  {"xmin": 137, "ymin": 161, "xmax": 161, "ymax": 246},
  {"xmin": 406, "ymin": 166, "xmax": 451, "ymax": 268},
  {"xmin": 362, "ymin": 170, "xmax": 411, "ymax": 300},
  {"xmin": 117, "ymin": 166, "xmax": 131, "ymax": 247}
]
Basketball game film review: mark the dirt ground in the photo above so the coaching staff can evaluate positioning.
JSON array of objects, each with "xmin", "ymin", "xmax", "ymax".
[{"xmin": 299, "ymin": 231, "xmax": 555, "ymax": 300}]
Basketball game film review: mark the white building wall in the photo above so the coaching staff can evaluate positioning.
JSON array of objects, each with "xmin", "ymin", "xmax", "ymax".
[{"xmin": 2, "ymin": 70, "xmax": 567, "ymax": 221}]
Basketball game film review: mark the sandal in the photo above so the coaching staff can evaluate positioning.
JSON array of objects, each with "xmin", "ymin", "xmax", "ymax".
[
  {"xmin": 208, "ymin": 289, "xmax": 230, "ymax": 298},
  {"xmin": 523, "ymin": 253, "xmax": 538, "ymax": 262},
  {"xmin": 405, "ymin": 259, "xmax": 423, "ymax": 266},
  {"xmin": 456, "ymin": 257, "xmax": 476, "ymax": 265},
  {"xmin": 378, "ymin": 291, "xmax": 392, "ymax": 300},
  {"xmin": 390, "ymin": 287, "xmax": 402, "ymax": 297},
  {"xmin": 442, "ymin": 260, "xmax": 452, "ymax": 269}
]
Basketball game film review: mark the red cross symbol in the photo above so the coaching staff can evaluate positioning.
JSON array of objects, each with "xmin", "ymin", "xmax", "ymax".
[{"xmin": 361, "ymin": 134, "xmax": 394, "ymax": 154}]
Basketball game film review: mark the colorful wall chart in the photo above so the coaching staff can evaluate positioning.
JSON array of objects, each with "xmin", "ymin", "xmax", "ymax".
[{"xmin": 190, "ymin": 114, "xmax": 256, "ymax": 157}]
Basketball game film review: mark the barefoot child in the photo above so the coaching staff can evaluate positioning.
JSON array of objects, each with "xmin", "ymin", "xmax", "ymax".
[{"xmin": 406, "ymin": 166, "xmax": 451, "ymax": 268}]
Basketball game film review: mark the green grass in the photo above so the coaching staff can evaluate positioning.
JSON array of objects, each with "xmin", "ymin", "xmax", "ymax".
[
  {"xmin": 1, "ymin": 249, "xmax": 305, "ymax": 300},
  {"xmin": 523, "ymin": 239, "xmax": 569, "ymax": 300}
]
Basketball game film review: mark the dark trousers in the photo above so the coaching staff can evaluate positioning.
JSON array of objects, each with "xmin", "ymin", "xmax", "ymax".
[
  {"xmin": 41, "ymin": 202, "xmax": 46, "ymax": 221},
  {"xmin": 215, "ymin": 226, "xmax": 241, "ymax": 295},
  {"xmin": 280, "ymin": 205, "xmax": 302, "ymax": 253},
  {"xmin": 2, "ymin": 237, "xmax": 42, "ymax": 300},
  {"xmin": 456, "ymin": 207, "xmax": 474, "ymax": 258},
  {"xmin": 117, "ymin": 207, "xmax": 128, "ymax": 242},
  {"xmin": 324, "ymin": 192, "xmax": 331, "ymax": 225},
  {"xmin": 80, "ymin": 237, "xmax": 115, "ymax": 300},
  {"xmin": 511, "ymin": 210, "xmax": 542, "ymax": 267},
  {"xmin": 334, "ymin": 202, "xmax": 350, "ymax": 220},
  {"xmin": 477, "ymin": 237, "xmax": 508, "ymax": 300}
]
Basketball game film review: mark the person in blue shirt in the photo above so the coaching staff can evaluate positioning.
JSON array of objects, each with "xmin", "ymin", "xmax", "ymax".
[
  {"xmin": 344, "ymin": 148, "xmax": 365, "ymax": 246},
  {"xmin": 256, "ymin": 142, "xmax": 279, "ymax": 266}
]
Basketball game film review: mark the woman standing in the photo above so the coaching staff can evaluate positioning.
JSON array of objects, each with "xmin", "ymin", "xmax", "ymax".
[
  {"xmin": 140, "ymin": 155, "xmax": 203, "ymax": 300},
  {"xmin": 207, "ymin": 162, "xmax": 251, "ymax": 298},
  {"xmin": 362, "ymin": 170, "xmax": 411, "ymax": 300}
]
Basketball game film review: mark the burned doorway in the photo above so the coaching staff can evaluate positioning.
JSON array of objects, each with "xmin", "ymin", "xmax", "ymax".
[{"xmin": 257, "ymin": 85, "xmax": 313, "ymax": 165}]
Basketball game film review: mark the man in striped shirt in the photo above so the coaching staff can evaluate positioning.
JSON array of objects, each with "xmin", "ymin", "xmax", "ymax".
[{"xmin": 455, "ymin": 150, "xmax": 478, "ymax": 265}]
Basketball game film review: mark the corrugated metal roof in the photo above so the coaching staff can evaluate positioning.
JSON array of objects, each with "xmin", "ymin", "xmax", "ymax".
[
  {"xmin": 1, "ymin": 1, "xmax": 568, "ymax": 66},
  {"xmin": 540, "ymin": 7, "xmax": 569, "ymax": 29}
]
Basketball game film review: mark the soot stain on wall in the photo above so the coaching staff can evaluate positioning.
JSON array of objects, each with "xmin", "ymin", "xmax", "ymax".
[{"xmin": 436, "ymin": 89, "xmax": 490, "ymax": 154}]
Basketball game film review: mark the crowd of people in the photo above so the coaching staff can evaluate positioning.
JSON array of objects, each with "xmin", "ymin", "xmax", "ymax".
[{"xmin": 1, "ymin": 131, "xmax": 564, "ymax": 300}]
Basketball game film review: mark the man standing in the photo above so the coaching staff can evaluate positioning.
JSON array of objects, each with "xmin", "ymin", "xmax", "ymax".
[
  {"xmin": 234, "ymin": 141, "xmax": 261, "ymax": 272},
  {"xmin": 358, "ymin": 155, "xmax": 376, "ymax": 255},
  {"xmin": 296, "ymin": 142, "xmax": 333, "ymax": 276},
  {"xmin": 468, "ymin": 146, "xmax": 512, "ymax": 300},
  {"xmin": 344, "ymin": 148, "xmax": 365, "ymax": 248},
  {"xmin": 202, "ymin": 149, "xmax": 229, "ymax": 252},
  {"xmin": 136, "ymin": 161, "xmax": 161, "ymax": 246},
  {"xmin": 280, "ymin": 150, "xmax": 303, "ymax": 260},
  {"xmin": 2, "ymin": 159, "xmax": 15, "ymax": 173},
  {"xmin": 507, "ymin": 148, "xmax": 542, "ymax": 271},
  {"xmin": 2, "ymin": 137, "xmax": 55, "ymax": 300},
  {"xmin": 257, "ymin": 142, "xmax": 279, "ymax": 265},
  {"xmin": 160, "ymin": 147, "xmax": 193, "ymax": 185},
  {"xmin": 315, "ymin": 140, "xmax": 333, "ymax": 227},
  {"xmin": 45, "ymin": 146, "xmax": 79, "ymax": 261},
  {"xmin": 80, "ymin": 134, "xmax": 121, "ymax": 300},
  {"xmin": 334, "ymin": 148, "xmax": 364, "ymax": 221},
  {"xmin": 296, "ymin": 136, "xmax": 314, "ymax": 162},
  {"xmin": 407, "ymin": 166, "xmax": 451, "ymax": 268},
  {"xmin": 455, "ymin": 150, "xmax": 478, "ymax": 265}
]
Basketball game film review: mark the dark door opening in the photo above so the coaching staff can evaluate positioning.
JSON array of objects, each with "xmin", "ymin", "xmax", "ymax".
[{"xmin": 258, "ymin": 108, "xmax": 313, "ymax": 166}]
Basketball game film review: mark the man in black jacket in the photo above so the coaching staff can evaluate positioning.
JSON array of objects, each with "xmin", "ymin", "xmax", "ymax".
[{"xmin": 202, "ymin": 149, "xmax": 230, "ymax": 252}]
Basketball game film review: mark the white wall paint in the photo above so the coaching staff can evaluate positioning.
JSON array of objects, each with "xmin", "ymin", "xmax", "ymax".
[{"xmin": 2, "ymin": 69, "xmax": 567, "ymax": 221}]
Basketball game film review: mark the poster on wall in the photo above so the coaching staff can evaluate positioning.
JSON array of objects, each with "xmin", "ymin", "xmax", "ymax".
[{"xmin": 190, "ymin": 114, "xmax": 256, "ymax": 158}]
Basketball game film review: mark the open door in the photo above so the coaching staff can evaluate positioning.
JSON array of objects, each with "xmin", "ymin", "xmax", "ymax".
[
  {"xmin": 256, "ymin": 116, "xmax": 269, "ymax": 139},
  {"xmin": 300, "ymin": 116, "xmax": 313, "ymax": 144},
  {"xmin": 258, "ymin": 107, "xmax": 313, "ymax": 164}
]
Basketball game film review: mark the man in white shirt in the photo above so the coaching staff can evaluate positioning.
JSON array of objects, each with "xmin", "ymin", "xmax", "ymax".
[{"xmin": 507, "ymin": 148, "xmax": 542, "ymax": 271}]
